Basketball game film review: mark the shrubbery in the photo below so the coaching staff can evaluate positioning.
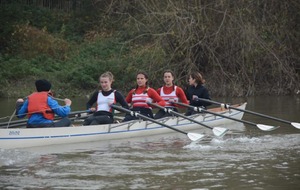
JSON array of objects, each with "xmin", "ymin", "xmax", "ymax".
[{"xmin": 0, "ymin": 0, "xmax": 299, "ymax": 98}]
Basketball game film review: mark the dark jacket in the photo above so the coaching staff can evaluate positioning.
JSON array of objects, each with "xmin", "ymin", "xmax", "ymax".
[{"xmin": 185, "ymin": 84, "xmax": 212, "ymax": 108}]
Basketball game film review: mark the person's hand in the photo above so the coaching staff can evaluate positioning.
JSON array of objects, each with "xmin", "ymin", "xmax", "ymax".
[
  {"xmin": 169, "ymin": 98, "xmax": 175, "ymax": 103},
  {"xmin": 64, "ymin": 98, "xmax": 72, "ymax": 106},
  {"xmin": 192, "ymin": 95, "xmax": 198, "ymax": 100},
  {"xmin": 17, "ymin": 98, "xmax": 24, "ymax": 103},
  {"xmin": 145, "ymin": 98, "xmax": 152, "ymax": 103},
  {"xmin": 48, "ymin": 90, "xmax": 54, "ymax": 97},
  {"xmin": 89, "ymin": 107, "xmax": 96, "ymax": 112}
]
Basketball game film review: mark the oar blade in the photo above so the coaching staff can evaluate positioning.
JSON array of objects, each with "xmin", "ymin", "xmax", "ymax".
[
  {"xmin": 212, "ymin": 127, "xmax": 229, "ymax": 137},
  {"xmin": 257, "ymin": 124, "xmax": 279, "ymax": 131},
  {"xmin": 291, "ymin": 122, "xmax": 300, "ymax": 129},
  {"xmin": 187, "ymin": 133, "xmax": 205, "ymax": 141}
]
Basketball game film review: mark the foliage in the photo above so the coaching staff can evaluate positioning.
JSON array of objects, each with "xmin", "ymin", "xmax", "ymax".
[
  {"xmin": 0, "ymin": 0, "xmax": 299, "ymax": 98},
  {"xmin": 10, "ymin": 24, "xmax": 69, "ymax": 59}
]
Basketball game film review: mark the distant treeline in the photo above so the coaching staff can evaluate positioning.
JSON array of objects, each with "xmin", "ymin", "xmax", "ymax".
[
  {"xmin": 0, "ymin": 0, "xmax": 299, "ymax": 98},
  {"xmin": 0, "ymin": 0, "xmax": 82, "ymax": 11}
]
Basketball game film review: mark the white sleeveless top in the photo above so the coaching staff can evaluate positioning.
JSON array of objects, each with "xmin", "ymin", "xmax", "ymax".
[
  {"xmin": 97, "ymin": 91, "xmax": 115, "ymax": 112},
  {"xmin": 160, "ymin": 86, "xmax": 178, "ymax": 107}
]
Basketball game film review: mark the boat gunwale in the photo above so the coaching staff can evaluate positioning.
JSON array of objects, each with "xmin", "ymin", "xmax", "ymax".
[{"xmin": 0, "ymin": 103, "xmax": 246, "ymax": 140}]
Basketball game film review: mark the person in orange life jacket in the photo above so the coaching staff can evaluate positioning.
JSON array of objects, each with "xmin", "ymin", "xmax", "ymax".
[
  {"xmin": 15, "ymin": 79, "xmax": 72, "ymax": 128},
  {"xmin": 154, "ymin": 70, "xmax": 189, "ymax": 119},
  {"xmin": 83, "ymin": 71, "xmax": 129, "ymax": 125},
  {"xmin": 123, "ymin": 71, "xmax": 166, "ymax": 122},
  {"xmin": 185, "ymin": 71, "xmax": 212, "ymax": 116}
]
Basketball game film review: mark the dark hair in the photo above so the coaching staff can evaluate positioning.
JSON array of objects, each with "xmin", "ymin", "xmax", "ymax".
[
  {"xmin": 35, "ymin": 79, "xmax": 52, "ymax": 92},
  {"xmin": 134, "ymin": 71, "xmax": 149, "ymax": 93},
  {"xmin": 163, "ymin": 70, "xmax": 175, "ymax": 80},
  {"xmin": 189, "ymin": 72, "xmax": 205, "ymax": 85},
  {"xmin": 137, "ymin": 71, "xmax": 149, "ymax": 85}
]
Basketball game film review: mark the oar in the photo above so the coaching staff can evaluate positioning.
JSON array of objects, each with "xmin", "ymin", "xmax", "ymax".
[
  {"xmin": 0, "ymin": 118, "xmax": 28, "ymax": 126},
  {"xmin": 68, "ymin": 110, "xmax": 91, "ymax": 115},
  {"xmin": 0, "ymin": 113, "xmax": 92, "ymax": 128},
  {"xmin": 0, "ymin": 123, "xmax": 26, "ymax": 128},
  {"xmin": 197, "ymin": 98, "xmax": 300, "ymax": 129},
  {"xmin": 0, "ymin": 110, "xmax": 90, "ymax": 128},
  {"xmin": 111, "ymin": 105, "xmax": 205, "ymax": 141},
  {"xmin": 148, "ymin": 102, "xmax": 228, "ymax": 137},
  {"xmin": 174, "ymin": 102, "xmax": 279, "ymax": 131}
]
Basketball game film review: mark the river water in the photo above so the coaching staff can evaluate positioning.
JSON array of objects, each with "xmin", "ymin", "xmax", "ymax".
[{"xmin": 0, "ymin": 96, "xmax": 299, "ymax": 189}]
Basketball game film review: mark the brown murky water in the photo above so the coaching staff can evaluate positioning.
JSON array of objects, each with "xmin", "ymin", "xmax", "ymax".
[{"xmin": 0, "ymin": 96, "xmax": 299, "ymax": 189}]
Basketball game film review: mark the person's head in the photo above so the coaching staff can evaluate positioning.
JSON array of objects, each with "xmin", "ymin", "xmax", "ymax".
[
  {"xmin": 99, "ymin": 71, "xmax": 114, "ymax": 91},
  {"xmin": 163, "ymin": 70, "xmax": 175, "ymax": 87},
  {"xmin": 35, "ymin": 79, "xmax": 52, "ymax": 92},
  {"xmin": 188, "ymin": 72, "xmax": 205, "ymax": 86},
  {"xmin": 136, "ymin": 71, "xmax": 149, "ymax": 88}
]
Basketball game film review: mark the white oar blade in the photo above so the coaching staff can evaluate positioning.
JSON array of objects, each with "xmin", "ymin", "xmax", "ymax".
[
  {"xmin": 187, "ymin": 133, "xmax": 205, "ymax": 141},
  {"xmin": 212, "ymin": 127, "xmax": 229, "ymax": 137},
  {"xmin": 291, "ymin": 122, "xmax": 300, "ymax": 129},
  {"xmin": 257, "ymin": 124, "xmax": 279, "ymax": 131}
]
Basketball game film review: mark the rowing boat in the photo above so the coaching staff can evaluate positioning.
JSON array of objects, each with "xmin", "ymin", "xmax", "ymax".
[{"xmin": 0, "ymin": 103, "xmax": 247, "ymax": 149}]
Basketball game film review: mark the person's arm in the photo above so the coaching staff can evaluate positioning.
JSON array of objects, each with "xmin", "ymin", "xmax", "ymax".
[
  {"xmin": 176, "ymin": 87, "xmax": 189, "ymax": 104},
  {"xmin": 175, "ymin": 87, "xmax": 189, "ymax": 108},
  {"xmin": 191, "ymin": 86, "xmax": 211, "ymax": 107},
  {"xmin": 48, "ymin": 97, "xmax": 71, "ymax": 117},
  {"xmin": 125, "ymin": 89, "xmax": 134, "ymax": 103},
  {"xmin": 185, "ymin": 86, "xmax": 191, "ymax": 101},
  {"xmin": 148, "ymin": 88, "xmax": 166, "ymax": 107},
  {"xmin": 15, "ymin": 99, "xmax": 28, "ymax": 118},
  {"xmin": 115, "ymin": 91, "xmax": 129, "ymax": 109},
  {"xmin": 197, "ymin": 86, "xmax": 212, "ymax": 107},
  {"xmin": 156, "ymin": 87, "xmax": 161, "ymax": 95},
  {"xmin": 86, "ymin": 91, "xmax": 98, "ymax": 109}
]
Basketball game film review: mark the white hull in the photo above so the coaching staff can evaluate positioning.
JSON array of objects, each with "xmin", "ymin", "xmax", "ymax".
[{"xmin": 0, "ymin": 103, "xmax": 246, "ymax": 149}]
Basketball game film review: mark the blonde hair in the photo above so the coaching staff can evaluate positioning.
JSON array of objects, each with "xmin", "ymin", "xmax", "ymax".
[{"xmin": 100, "ymin": 71, "xmax": 114, "ymax": 82}]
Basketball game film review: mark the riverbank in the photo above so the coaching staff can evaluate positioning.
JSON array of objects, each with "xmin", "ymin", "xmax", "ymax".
[{"xmin": 1, "ymin": 1, "xmax": 299, "ymax": 98}]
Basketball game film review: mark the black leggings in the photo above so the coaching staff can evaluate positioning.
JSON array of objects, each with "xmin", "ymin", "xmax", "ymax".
[
  {"xmin": 122, "ymin": 107, "xmax": 153, "ymax": 122},
  {"xmin": 154, "ymin": 107, "xmax": 178, "ymax": 119},
  {"xmin": 83, "ymin": 115, "xmax": 113, "ymax": 125}
]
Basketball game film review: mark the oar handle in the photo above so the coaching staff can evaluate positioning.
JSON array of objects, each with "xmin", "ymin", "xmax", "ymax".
[
  {"xmin": 69, "ymin": 110, "xmax": 91, "ymax": 115},
  {"xmin": 196, "ymin": 98, "xmax": 230, "ymax": 108},
  {"xmin": 148, "ymin": 103, "xmax": 169, "ymax": 112}
]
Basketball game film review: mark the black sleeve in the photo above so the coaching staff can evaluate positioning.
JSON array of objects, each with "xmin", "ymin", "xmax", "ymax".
[
  {"xmin": 191, "ymin": 86, "xmax": 212, "ymax": 108},
  {"xmin": 115, "ymin": 91, "xmax": 129, "ymax": 109},
  {"xmin": 86, "ymin": 91, "xmax": 98, "ymax": 109},
  {"xmin": 185, "ymin": 86, "xmax": 192, "ymax": 101},
  {"xmin": 198, "ymin": 87, "xmax": 212, "ymax": 107}
]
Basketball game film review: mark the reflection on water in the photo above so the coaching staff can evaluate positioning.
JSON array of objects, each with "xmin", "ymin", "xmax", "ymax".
[{"xmin": 0, "ymin": 96, "xmax": 300, "ymax": 189}]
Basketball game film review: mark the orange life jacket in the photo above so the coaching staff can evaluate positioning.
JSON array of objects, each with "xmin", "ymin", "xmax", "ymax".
[{"xmin": 27, "ymin": 92, "xmax": 55, "ymax": 120}]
